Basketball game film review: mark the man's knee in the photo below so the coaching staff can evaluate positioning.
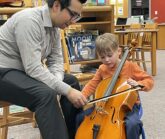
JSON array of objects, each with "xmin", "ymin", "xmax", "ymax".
[{"xmin": 30, "ymin": 87, "xmax": 56, "ymax": 112}]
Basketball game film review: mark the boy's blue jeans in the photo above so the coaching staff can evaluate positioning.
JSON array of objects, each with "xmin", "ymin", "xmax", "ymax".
[
  {"xmin": 76, "ymin": 104, "xmax": 145, "ymax": 139},
  {"xmin": 125, "ymin": 104, "xmax": 145, "ymax": 139}
]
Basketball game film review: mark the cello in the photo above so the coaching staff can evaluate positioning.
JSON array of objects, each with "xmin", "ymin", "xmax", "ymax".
[{"xmin": 75, "ymin": 47, "xmax": 142, "ymax": 139}]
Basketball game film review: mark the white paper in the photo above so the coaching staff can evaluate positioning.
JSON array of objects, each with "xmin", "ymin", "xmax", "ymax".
[
  {"xmin": 118, "ymin": 7, "xmax": 123, "ymax": 15},
  {"xmin": 110, "ymin": 0, "xmax": 116, "ymax": 4},
  {"xmin": 118, "ymin": 0, "xmax": 123, "ymax": 4}
]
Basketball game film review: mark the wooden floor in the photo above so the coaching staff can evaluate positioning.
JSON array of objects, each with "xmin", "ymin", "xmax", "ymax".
[{"xmin": 4, "ymin": 50, "xmax": 165, "ymax": 139}]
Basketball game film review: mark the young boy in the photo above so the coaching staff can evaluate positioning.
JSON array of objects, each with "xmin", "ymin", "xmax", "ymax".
[{"xmin": 80, "ymin": 33, "xmax": 154, "ymax": 139}]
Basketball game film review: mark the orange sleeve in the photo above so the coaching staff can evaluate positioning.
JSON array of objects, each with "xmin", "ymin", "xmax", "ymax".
[
  {"xmin": 130, "ymin": 62, "xmax": 154, "ymax": 91},
  {"xmin": 82, "ymin": 68, "xmax": 102, "ymax": 98}
]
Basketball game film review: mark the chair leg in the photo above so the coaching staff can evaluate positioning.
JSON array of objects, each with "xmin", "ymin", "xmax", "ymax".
[
  {"xmin": 131, "ymin": 49, "xmax": 141, "ymax": 67},
  {"xmin": 32, "ymin": 113, "xmax": 38, "ymax": 128},
  {"xmin": 135, "ymin": 50, "xmax": 141, "ymax": 66},
  {"xmin": 1, "ymin": 126, "xmax": 8, "ymax": 139},
  {"xmin": 141, "ymin": 51, "xmax": 147, "ymax": 71},
  {"xmin": 0, "ymin": 106, "xmax": 9, "ymax": 139},
  {"xmin": 131, "ymin": 50, "xmax": 135, "ymax": 62}
]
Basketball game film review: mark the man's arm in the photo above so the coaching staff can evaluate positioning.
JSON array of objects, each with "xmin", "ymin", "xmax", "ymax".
[
  {"xmin": 46, "ymin": 28, "xmax": 64, "ymax": 81},
  {"xmin": 14, "ymin": 16, "xmax": 70, "ymax": 95}
]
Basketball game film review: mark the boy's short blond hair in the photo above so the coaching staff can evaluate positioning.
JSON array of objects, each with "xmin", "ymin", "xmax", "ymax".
[{"xmin": 95, "ymin": 33, "xmax": 119, "ymax": 55}]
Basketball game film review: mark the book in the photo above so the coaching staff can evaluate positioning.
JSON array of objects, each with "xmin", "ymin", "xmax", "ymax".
[{"xmin": 66, "ymin": 32, "xmax": 98, "ymax": 62}]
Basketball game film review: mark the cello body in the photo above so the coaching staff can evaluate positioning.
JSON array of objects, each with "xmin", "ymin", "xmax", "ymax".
[{"xmin": 75, "ymin": 77, "xmax": 138, "ymax": 139}]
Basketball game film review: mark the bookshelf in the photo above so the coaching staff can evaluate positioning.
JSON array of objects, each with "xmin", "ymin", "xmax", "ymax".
[
  {"xmin": 108, "ymin": 0, "xmax": 128, "ymax": 24},
  {"xmin": 66, "ymin": 5, "xmax": 114, "ymax": 70},
  {"xmin": 79, "ymin": 5, "xmax": 114, "ymax": 34}
]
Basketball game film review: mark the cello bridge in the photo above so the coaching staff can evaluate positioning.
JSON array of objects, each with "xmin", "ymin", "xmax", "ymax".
[{"xmin": 96, "ymin": 106, "xmax": 109, "ymax": 115}]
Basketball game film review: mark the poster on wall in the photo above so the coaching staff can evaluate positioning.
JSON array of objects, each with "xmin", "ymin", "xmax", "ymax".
[
  {"xmin": 114, "ymin": 6, "xmax": 116, "ymax": 16},
  {"xmin": 118, "ymin": 7, "xmax": 123, "ymax": 15},
  {"xmin": 110, "ymin": 0, "xmax": 116, "ymax": 4},
  {"xmin": 118, "ymin": 0, "xmax": 123, "ymax": 4}
]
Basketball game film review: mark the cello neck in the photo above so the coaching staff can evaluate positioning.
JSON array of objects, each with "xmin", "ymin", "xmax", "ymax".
[{"xmin": 104, "ymin": 47, "xmax": 130, "ymax": 97}]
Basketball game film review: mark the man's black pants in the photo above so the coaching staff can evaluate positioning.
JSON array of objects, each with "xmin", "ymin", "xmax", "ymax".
[{"xmin": 0, "ymin": 68, "xmax": 80, "ymax": 139}]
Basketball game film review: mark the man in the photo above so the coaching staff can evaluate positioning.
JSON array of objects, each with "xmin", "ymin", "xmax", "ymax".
[{"xmin": 0, "ymin": 0, "xmax": 87, "ymax": 139}]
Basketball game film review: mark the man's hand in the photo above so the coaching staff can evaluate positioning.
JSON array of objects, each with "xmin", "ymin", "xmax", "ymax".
[{"xmin": 66, "ymin": 88, "xmax": 87, "ymax": 108}]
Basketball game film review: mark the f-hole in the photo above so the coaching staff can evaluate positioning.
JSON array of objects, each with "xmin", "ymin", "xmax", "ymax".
[{"xmin": 111, "ymin": 106, "xmax": 117, "ymax": 124}]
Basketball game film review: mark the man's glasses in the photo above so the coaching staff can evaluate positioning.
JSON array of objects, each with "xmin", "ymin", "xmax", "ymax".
[{"xmin": 65, "ymin": 7, "xmax": 81, "ymax": 22}]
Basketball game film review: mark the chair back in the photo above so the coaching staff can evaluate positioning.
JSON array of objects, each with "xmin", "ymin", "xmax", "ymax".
[
  {"xmin": 144, "ymin": 23, "xmax": 158, "ymax": 29},
  {"xmin": 130, "ymin": 23, "xmax": 141, "ymax": 29},
  {"xmin": 142, "ymin": 23, "xmax": 158, "ymax": 46},
  {"xmin": 124, "ymin": 23, "xmax": 141, "ymax": 45}
]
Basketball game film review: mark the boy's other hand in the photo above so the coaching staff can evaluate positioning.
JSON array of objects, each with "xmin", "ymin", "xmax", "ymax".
[{"xmin": 127, "ymin": 78, "xmax": 138, "ymax": 87}]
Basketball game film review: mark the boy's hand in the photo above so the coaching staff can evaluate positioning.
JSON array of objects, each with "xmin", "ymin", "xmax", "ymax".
[
  {"xmin": 66, "ymin": 88, "xmax": 87, "ymax": 108},
  {"xmin": 127, "ymin": 78, "xmax": 139, "ymax": 87}
]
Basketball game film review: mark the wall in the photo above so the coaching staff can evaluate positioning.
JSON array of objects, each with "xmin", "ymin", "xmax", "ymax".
[
  {"xmin": 24, "ymin": 0, "xmax": 45, "ymax": 7},
  {"xmin": 151, "ymin": 0, "xmax": 165, "ymax": 23}
]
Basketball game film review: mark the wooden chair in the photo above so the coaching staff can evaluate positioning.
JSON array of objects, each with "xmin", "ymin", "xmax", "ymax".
[
  {"xmin": 124, "ymin": 23, "xmax": 141, "ymax": 45},
  {"xmin": 132, "ymin": 23, "xmax": 158, "ymax": 71},
  {"xmin": 120, "ymin": 23, "xmax": 142, "ymax": 65},
  {"xmin": 0, "ymin": 101, "xmax": 35, "ymax": 139},
  {"xmin": 61, "ymin": 29, "xmax": 95, "ymax": 86}
]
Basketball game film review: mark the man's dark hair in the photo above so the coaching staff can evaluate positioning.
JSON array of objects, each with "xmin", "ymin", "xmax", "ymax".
[{"xmin": 47, "ymin": 0, "xmax": 87, "ymax": 9}]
